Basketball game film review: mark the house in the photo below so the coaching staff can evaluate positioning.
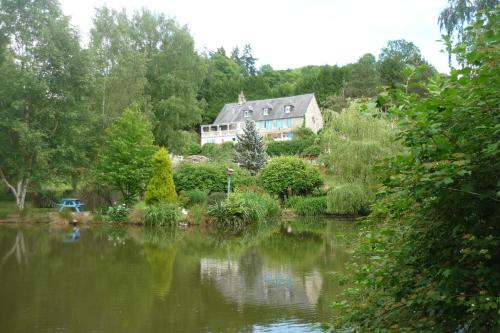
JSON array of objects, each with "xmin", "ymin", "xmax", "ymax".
[{"xmin": 200, "ymin": 92, "xmax": 323, "ymax": 145}]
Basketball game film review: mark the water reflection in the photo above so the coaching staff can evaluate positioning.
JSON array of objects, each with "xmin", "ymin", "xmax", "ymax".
[{"xmin": 0, "ymin": 219, "xmax": 356, "ymax": 332}]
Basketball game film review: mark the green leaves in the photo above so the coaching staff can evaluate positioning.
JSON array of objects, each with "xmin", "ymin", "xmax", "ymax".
[{"xmin": 96, "ymin": 105, "xmax": 157, "ymax": 205}]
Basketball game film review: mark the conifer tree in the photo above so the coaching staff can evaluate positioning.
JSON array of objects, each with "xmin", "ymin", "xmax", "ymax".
[
  {"xmin": 235, "ymin": 120, "xmax": 267, "ymax": 175},
  {"xmin": 144, "ymin": 148, "xmax": 177, "ymax": 204}
]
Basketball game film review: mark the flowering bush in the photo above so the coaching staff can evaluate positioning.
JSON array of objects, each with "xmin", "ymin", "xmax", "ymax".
[{"xmin": 107, "ymin": 203, "xmax": 129, "ymax": 222}]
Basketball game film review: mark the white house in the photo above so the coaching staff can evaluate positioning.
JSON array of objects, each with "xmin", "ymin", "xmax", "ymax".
[{"xmin": 200, "ymin": 92, "xmax": 323, "ymax": 145}]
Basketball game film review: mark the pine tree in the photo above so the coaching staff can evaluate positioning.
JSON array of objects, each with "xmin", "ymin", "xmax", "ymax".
[
  {"xmin": 144, "ymin": 147, "xmax": 177, "ymax": 204},
  {"xmin": 235, "ymin": 120, "xmax": 267, "ymax": 175}
]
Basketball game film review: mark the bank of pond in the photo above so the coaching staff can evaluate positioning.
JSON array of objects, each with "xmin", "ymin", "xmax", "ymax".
[{"xmin": 0, "ymin": 218, "xmax": 357, "ymax": 332}]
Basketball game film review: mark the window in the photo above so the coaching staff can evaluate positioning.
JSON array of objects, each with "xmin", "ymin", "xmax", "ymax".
[
  {"xmin": 265, "ymin": 120, "xmax": 273, "ymax": 129},
  {"xmin": 263, "ymin": 107, "xmax": 271, "ymax": 116},
  {"xmin": 220, "ymin": 124, "xmax": 228, "ymax": 131},
  {"xmin": 210, "ymin": 125, "xmax": 218, "ymax": 131},
  {"xmin": 286, "ymin": 118, "xmax": 292, "ymax": 128},
  {"xmin": 257, "ymin": 121, "xmax": 265, "ymax": 129},
  {"xmin": 229, "ymin": 123, "xmax": 237, "ymax": 130},
  {"xmin": 284, "ymin": 105, "xmax": 293, "ymax": 113},
  {"xmin": 202, "ymin": 126, "xmax": 210, "ymax": 133},
  {"xmin": 244, "ymin": 110, "xmax": 250, "ymax": 117},
  {"xmin": 276, "ymin": 119, "xmax": 284, "ymax": 129}
]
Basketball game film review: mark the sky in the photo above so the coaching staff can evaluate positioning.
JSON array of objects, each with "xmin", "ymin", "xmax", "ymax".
[{"xmin": 59, "ymin": 0, "xmax": 450, "ymax": 73}]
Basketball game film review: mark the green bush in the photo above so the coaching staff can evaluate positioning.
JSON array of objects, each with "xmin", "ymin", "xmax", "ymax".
[
  {"xmin": 201, "ymin": 142, "xmax": 235, "ymax": 163},
  {"xmin": 258, "ymin": 156, "xmax": 323, "ymax": 199},
  {"xmin": 144, "ymin": 148, "xmax": 177, "ymax": 204},
  {"xmin": 174, "ymin": 162, "xmax": 252, "ymax": 193},
  {"xmin": 208, "ymin": 191, "xmax": 280, "ymax": 226},
  {"xmin": 326, "ymin": 182, "xmax": 371, "ymax": 214},
  {"xmin": 206, "ymin": 192, "xmax": 226, "ymax": 205},
  {"xmin": 107, "ymin": 204, "xmax": 130, "ymax": 222},
  {"xmin": 143, "ymin": 203, "xmax": 180, "ymax": 226},
  {"xmin": 286, "ymin": 196, "xmax": 328, "ymax": 216},
  {"xmin": 180, "ymin": 189, "xmax": 208, "ymax": 206}
]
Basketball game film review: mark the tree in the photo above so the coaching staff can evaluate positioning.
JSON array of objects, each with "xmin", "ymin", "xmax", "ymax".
[
  {"xmin": 438, "ymin": 0, "xmax": 498, "ymax": 65},
  {"xmin": 377, "ymin": 39, "xmax": 435, "ymax": 90},
  {"xmin": 345, "ymin": 53, "xmax": 380, "ymax": 98},
  {"xmin": 96, "ymin": 105, "xmax": 157, "ymax": 205},
  {"xmin": 235, "ymin": 120, "xmax": 267, "ymax": 175},
  {"xmin": 0, "ymin": 0, "xmax": 94, "ymax": 209},
  {"xmin": 333, "ymin": 8, "xmax": 500, "ymax": 331},
  {"xmin": 241, "ymin": 44, "xmax": 257, "ymax": 76},
  {"xmin": 144, "ymin": 148, "xmax": 177, "ymax": 205}
]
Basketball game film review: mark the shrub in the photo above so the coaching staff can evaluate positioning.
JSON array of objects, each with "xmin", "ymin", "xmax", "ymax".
[
  {"xmin": 182, "ymin": 189, "xmax": 208, "ymax": 206},
  {"xmin": 144, "ymin": 148, "xmax": 177, "ymax": 205},
  {"xmin": 258, "ymin": 156, "xmax": 323, "ymax": 199},
  {"xmin": 206, "ymin": 192, "xmax": 226, "ymax": 205},
  {"xmin": 286, "ymin": 196, "xmax": 327, "ymax": 216},
  {"xmin": 201, "ymin": 142, "xmax": 235, "ymax": 163},
  {"xmin": 143, "ymin": 203, "xmax": 180, "ymax": 226},
  {"xmin": 174, "ymin": 162, "xmax": 252, "ymax": 193},
  {"xmin": 326, "ymin": 182, "xmax": 371, "ymax": 214},
  {"xmin": 208, "ymin": 192, "xmax": 280, "ymax": 226},
  {"xmin": 107, "ymin": 204, "xmax": 130, "ymax": 222}
]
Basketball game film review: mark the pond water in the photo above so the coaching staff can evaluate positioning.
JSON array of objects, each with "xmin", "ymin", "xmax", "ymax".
[{"xmin": 0, "ymin": 220, "xmax": 356, "ymax": 333}]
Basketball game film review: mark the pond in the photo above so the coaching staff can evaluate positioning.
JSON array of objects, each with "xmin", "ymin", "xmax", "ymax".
[{"xmin": 0, "ymin": 219, "xmax": 357, "ymax": 332}]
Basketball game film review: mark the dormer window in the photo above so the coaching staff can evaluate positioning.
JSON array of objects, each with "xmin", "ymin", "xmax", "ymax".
[
  {"xmin": 244, "ymin": 110, "xmax": 252, "ymax": 117},
  {"xmin": 263, "ymin": 107, "xmax": 270, "ymax": 116},
  {"xmin": 284, "ymin": 105, "xmax": 293, "ymax": 113}
]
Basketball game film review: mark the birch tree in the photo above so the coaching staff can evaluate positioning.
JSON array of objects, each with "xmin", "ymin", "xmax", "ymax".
[{"xmin": 0, "ymin": 0, "xmax": 92, "ymax": 209}]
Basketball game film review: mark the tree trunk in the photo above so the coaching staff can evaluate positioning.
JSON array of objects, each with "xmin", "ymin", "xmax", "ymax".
[{"xmin": 0, "ymin": 170, "xmax": 29, "ymax": 210}]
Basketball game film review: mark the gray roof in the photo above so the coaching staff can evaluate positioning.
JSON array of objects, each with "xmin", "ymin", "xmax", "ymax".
[{"xmin": 213, "ymin": 93, "xmax": 315, "ymax": 124}]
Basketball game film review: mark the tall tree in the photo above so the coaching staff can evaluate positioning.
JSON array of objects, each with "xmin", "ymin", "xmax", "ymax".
[
  {"xmin": 345, "ymin": 53, "xmax": 380, "ymax": 98},
  {"xmin": 235, "ymin": 120, "xmax": 267, "ymax": 175},
  {"xmin": 378, "ymin": 39, "xmax": 436, "ymax": 91},
  {"xmin": 96, "ymin": 105, "xmax": 157, "ymax": 205},
  {"xmin": 438, "ymin": 0, "xmax": 498, "ymax": 65},
  {"xmin": 0, "ymin": 0, "xmax": 93, "ymax": 209},
  {"xmin": 90, "ymin": 7, "xmax": 148, "ymax": 126}
]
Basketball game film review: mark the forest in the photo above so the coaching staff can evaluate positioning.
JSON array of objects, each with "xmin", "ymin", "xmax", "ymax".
[{"xmin": 0, "ymin": 0, "xmax": 499, "ymax": 331}]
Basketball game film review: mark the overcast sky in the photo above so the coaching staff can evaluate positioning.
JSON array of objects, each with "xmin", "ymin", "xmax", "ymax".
[{"xmin": 59, "ymin": 0, "xmax": 450, "ymax": 73}]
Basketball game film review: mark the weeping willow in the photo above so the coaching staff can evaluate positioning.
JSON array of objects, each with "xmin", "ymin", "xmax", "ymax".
[{"xmin": 321, "ymin": 102, "xmax": 402, "ymax": 214}]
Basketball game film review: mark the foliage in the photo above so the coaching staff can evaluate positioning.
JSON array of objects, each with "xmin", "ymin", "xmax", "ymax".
[
  {"xmin": 90, "ymin": 7, "xmax": 207, "ymax": 148},
  {"xmin": 96, "ymin": 105, "xmax": 157, "ymax": 205},
  {"xmin": 438, "ymin": 0, "xmax": 498, "ymax": 64},
  {"xmin": 320, "ymin": 101, "xmax": 402, "ymax": 213},
  {"xmin": 344, "ymin": 53, "xmax": 380, "ymax": 98},
  {"xmin": 144, "ymin": 148, "xmax": 177, "ymax": 205},
  {"xmin": 285, "ymin": 196, "xmax": 328, "ymax": 216},
  {"xmin": 173, "ymin": 162, "xmax": 252, "ymax": 193},
  {"xmin": 143, "ymin": 203, "xmax": 180, "ymax": 226},
  {"xmin": 266, "ymin": 127, "xmax": 320, "ymax": 157},
  {"xmin": 0, "ymin": 0, "xmax": 96, "ymax": 209},
  {"xmin": 208, "ymin": 191, "xmax": 280, "ymax": 226},
  {"xmin": 107, "ymin": 204, "xmax": 130, "ymax": 222},
  {"xmin": 235, "ymin": 120, "xmax": 268, "ymax": 175},
  {"xmin": 206, "ymin": 192, "xmax": 227, "ymax": 206},
  {"xmin": 333, "ymin": 10, "xmax": 500, "ymax": 332},
  {"xmin": 200, "ymin": 142, "xmax": 235, "ymax": 163},
  {"xmin": 326, "ymin": 182, "xmax": 371, "ymax": 215},
  {"xmin": 179, "ymin": 189, "xmax": 208, "ymax": 207},
  {"xmin": 258, "ymin": 157, "xmax": 323, "ymax": 199},
  {"xmin": 378, "ymin": 39, "xmax": 436, "ymax": 92}
]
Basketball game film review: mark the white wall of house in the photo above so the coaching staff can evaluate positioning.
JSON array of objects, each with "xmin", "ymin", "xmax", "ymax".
[{"xmin": 304, "ymin": 96, "xmax": 323, "ymax": 133}]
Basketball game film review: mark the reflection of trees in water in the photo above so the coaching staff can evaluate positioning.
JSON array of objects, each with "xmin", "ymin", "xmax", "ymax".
[
  {"xmin": 1, "ymin": 232, "xmax": 26, "ymax": 267},
  {"xmin": 144, "ymin": 244, "xmax": 176, "ymax": 299}
]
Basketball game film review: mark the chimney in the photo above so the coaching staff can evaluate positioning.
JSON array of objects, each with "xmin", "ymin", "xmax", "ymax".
[{"xmin": 238, "ymin": 91, "xmax": 246, "ymax": 105}]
